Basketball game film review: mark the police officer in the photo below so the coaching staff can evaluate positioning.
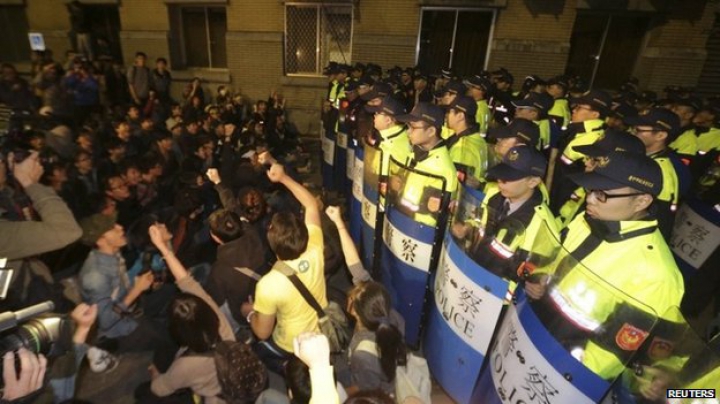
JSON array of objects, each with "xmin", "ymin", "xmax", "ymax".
[
  {"xmin": 549, "ymin": 89, "xmax": 610, "ymax": 214},
  {"xmin": 464, "ymin": 145, "xmax": 556, "ymax": 288},
  {"xmin": 364, "ymin": 96, "xmax": 411, "ymax": 180},
  {"xmin": 489, "ymin": 118, "xmax": 540, "ymax": 159},
  {"xmin": 512, "ymin": 92, "xmax": 555, "ymax": 151},
  {"xmin": 409, "ymin": 71, "xmax": 433, "ymax": 111},
  {"xmin": 444, "ymin": 95, "xmax": 488, "ymax": 185},
  {"xmin": 626, "ymin": 107, "xmax": 685, "ymax": 239},
  {"xmin": 392, "ymin": 103, "xmax": 458, "ymax": 226},
  {"xmin": 669, "ymin": 97, "xmax": 702, "ymax": 162},
  {"xmin": 555, "ymin": 129, "xmax": 646, "ymax": 228},
  {"xmin": 490, "ymin": 68, "xmax": 515, "ymax": 125},
  {"xmin": 465, "ymin": 75, "xmax": 492, "ymax": 137},
  {"xmin": 606, "ymin": 100, "xmax": 638, "ymax": 132},
  {"xmin": 526, "ymin": 150, "xmax": 684, "ymax": 381},
  {"xmin": 437, "ymin": 80, "xmax": 467, "ymax": 139},
  {"xmin": 546, "ymin": 75, "xmax": 571, "ymax": 130},
  {"xmin": 358, "ymin": 82, "xmax": 392, "ymax": 143}
]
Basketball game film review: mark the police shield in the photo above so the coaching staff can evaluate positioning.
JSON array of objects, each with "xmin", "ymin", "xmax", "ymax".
[
  {"xmin": 344, "ymin": 136, "xmax": 356, "ymax": 207},
  {"xmin": 320, "ymin": 114, "xmax": 337, "ymax": 191},
  {"xmin": 360, "ymin": 142, "xmax": 384, "ymax": 271},
  {"xmin": 381, "ymin": 156, "xmax": 450, "ymax": 347},
  {"xmin": 426, "ymin": 183, "xmax": 527, "ymax": 404},
  {"xmin": 349, "ymin": 141, "xmax": 364, "ymax": 246},
  {"xmin": 473, "ymin": 223, "xmax": 661, "ymax": 403},
  {"xmin": 670, "ymin": 198, "xmax": 720, "ymax": 279},
  {"xmin": 335, "ymin": 130, "xmax": 349, "ymax": 191},
  {"xmin": 605, "ymin": 306, "xmax": 720, "ymax": 403}
]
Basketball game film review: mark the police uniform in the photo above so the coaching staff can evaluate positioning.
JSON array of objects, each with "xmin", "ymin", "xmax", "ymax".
[
  {"xmin": 445, "ymin": 96, "xmax": 488, "ymax": 184},
  {"xmin": 547, "ymin": 76, "xmax": 571, "ymax": 130},
  {"xmin": 394, "ymin": 103, "xmax": 458, "ymax": 227},
  {"xmin": 364, "ymin": 97, "xmax": 412, "ymax": 178},
  {"xmin": 469, "ymin": 146, "xmax": 557, "ymax": 299},
  {"xmin": 697, "ymin": 127, "xmax": 720, "ymax": 155},
  {"xmin": 626, "ymin": 108, "xmax": 684, "ymax": 239},
  {"xmin": 512, "ymin": 92, "xmax": 555, "ymax": 151},
  {"xmin": 555, "ymin": 129, "xmax": 647, "ymax": 228},
  {"xmin": 532, "ymin": 151, "xmax": 684, "ymax": 380},
  {"xmin": 464, "ymin": 75, "xmax": 493, "ymax": 137},
  {"xmin": 550, "ymin": 90, "xmax": 611, "ymax": 214},
  {"xmin": 668, "ymin": 126, "xmax": 699, "ymax": 158}
]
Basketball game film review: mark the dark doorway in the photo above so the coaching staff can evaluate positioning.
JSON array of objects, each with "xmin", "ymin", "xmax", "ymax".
[
  {"xmin": 417, "ymin": 8, "xmax": 494, "ymax": 77},
  {"xmin": 0, "ymin": 6, "xmax": 31, "ymax": 63},
  {"xmin": 697, "ymin": 12, "xmax": 720, "ymax": 97},
  {"xmin": 84, "ymin": 5, "xmax": 123, "ymax": 62},
  {"xmin": 566, "ymin": 12, "xmax": 650, "ymax": 89}
]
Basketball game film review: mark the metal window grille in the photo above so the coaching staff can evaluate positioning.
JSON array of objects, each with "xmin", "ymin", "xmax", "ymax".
[{"xmin": 285, "ymin": 3, "xmax": 353, "ymax": 76}]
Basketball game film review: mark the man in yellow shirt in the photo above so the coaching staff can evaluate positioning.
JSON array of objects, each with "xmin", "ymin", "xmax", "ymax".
[{"xmin": 242, "ymin": 162, "xmax": 326, "ymax": 374}]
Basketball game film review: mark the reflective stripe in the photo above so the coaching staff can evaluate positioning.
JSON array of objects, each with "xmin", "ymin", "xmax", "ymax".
[
  {"xmin": 670, "ymin": 204, "xmax": 677, "ymax": 212},
  {"xmin": 560, "ymin": 154, "xmax": 574, "ymax": 165},
  {"xmin": 699, "ymin": 150, "xmax": 708, "ymax": 155},
  {"xmin": 400, "ymin": 198, "xmax": 420, "ymax": 212},
  {"xmin": 548, "ymin": 288, "xmax": 602, "ymax": 332},
  {"xmin": 714, "ymin": 204, "xmax": 720, "ymax": 213},
  {"xmin": 489, "ymin": 238, "xmax": 514, "ymax": 259}
]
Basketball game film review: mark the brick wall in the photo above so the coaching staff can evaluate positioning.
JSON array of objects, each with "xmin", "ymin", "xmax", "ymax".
[
  {"xmin": 489, "ymin": 0, "xmax": 576, "ymax": 80},
  {"xmin": 635, "ymin": 2, "xmax": 717, "ymax": 92}
]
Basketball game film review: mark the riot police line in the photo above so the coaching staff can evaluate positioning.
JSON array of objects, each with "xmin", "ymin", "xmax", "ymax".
[{"xmin": 334, "ymin": 131, "xmax": 720, "ymax": 403}]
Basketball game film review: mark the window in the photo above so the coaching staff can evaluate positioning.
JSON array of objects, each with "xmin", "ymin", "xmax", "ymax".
[
  {"xmin": 169, "ymin": 5, "xmax": 226, "ymax": 68},
  {"xmin": 0, "ymin": 6, "xmax": 30, "ymax": 63},
  {"xmin": 284, "ymin": 3, "xmax": 353, "ymax": 76},
  {"xmin": 416, "ymin": 8, "xmax": 495, "ymax": 77}
]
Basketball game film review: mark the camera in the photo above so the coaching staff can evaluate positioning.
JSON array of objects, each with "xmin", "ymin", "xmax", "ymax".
[{"xmin": 0, "ymin": 301, "xmax": 73, "ymax": 386}]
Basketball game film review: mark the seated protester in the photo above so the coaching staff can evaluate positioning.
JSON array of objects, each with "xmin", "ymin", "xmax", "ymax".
[
  {"xmin": 119, "ymin": 159, "xmax": 142, "ymax": 198},
  {"xmin": 136, "ymin": 155, "xmax": 163, "ymax": 209},
  {"xmin": 457, "ymin": 146, "xmax": 557, "ymax": 289},
  {"xmin": 78, "ymin": 213, "xmax": 175, "ymax": 370},
  {"xmin": 267, "ymin": 114, "xmax": 302, "ymax": 160},
  {"xmin": 70, "ymin": 150, "xmax": 99, "ymax": 196},
  {"xmin": 96, "ymin": 137, "xmax": 127, "ymax": 181},
  {"xmin": 345, "ymin": 282, "xmax": 406, "ymax": 396},
  {"xmin": 102, "ymin": 174, "xmax": 141, "ymax": 228},
  {"xmin": 179, "ymin": 120, "xmax": 201, "ymax": 157},
  {"xmin": 138, "ymin": 224, "xmax": 268, "ymax": 404},
  {"xmin": 181, "ymin": 134, "xmax": 214, "ymax": 174},
  {"xmin": 444, "ymin": 95, "xmax": 488, "ymax": 185},
  {"xmin": 113, "ymin": 119, "xmax": 142, "ymax": 158},
  {"xmin": 161, "ymin": 183, "xmax": 215, "ymax": 269},
  {"xmin": 240, "ymin": 162, "xmax": 326, "ymax": 375},
  {"xmin": 165, "ymin": 103, "xmax": 183, "ymax": 131},
  {"xmin": 555, "ymin": 129, "xmax": 646, "ymax": 228},
  {"xmin": 626, "ymin": 107, "xmax": 686, "ymax": 240},
  {"xmin": 148, "ymin": 131, "xmax": 180, "ymax": 205},
  {"xmin": 205, "ymin": 208, "xmax": 269, "ymax": 332}
]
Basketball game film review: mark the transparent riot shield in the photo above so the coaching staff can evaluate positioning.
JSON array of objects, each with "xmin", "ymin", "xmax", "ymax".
[
  {"xmin": 603, "ymin": 306, "xmax": 720, "ymax": 404},
  {"xmin": 473, "ymin": 222, "xmax": 661, "ymax": 404},
  {"xmin": 344, "ymin": 136, "xmax": 356, "ymax": 207},
  {"xmin": 320, "ymin": 113, "xmax": 337, "ymax": 191},
  {"xmin": 349, "ymin": 142, "xmax": 364, "ymax": 246},
  {"xmin": 360, "ymin": 142, "xmax": 384, "ymax": 271},
  {"xmin": 426, "ymin": 182, "xmax": 529, "ymax": 404},
  {"xmin": 381, "ymin": 156, "xmax": 449, "ymax": 347}
]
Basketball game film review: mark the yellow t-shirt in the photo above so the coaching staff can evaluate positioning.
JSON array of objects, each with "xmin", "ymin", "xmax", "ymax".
[{"xmin": 254, "ymin": 224, "xmax": 327, "ymax": 352}]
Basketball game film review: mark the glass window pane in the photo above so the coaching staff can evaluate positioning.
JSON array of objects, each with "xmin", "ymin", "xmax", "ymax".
[
  {"xmin": 452, "ymin": 11, "xmax": 493, "ymax": 76},
  {"xmin": 183, "ymin": 7, "xmax": 209, "ymax": 68},
  {"xmin": 417, "ymin": 10, "xmax": 455, "ymax": 75},
  {"xmin": 208, "ymin": 8, "xmax": 226, "ymax": 68},
  {"xmin": 320, "ymin": 6, "xmax": 352, "ymax": 69}
]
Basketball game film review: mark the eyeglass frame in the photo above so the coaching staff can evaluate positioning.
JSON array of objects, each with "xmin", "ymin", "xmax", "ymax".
[{"xmin": 587, "ymin": 189, "xmax": 646, "ymax": 203}]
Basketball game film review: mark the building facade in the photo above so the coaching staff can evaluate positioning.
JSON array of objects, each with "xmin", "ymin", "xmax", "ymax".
[{"xmin": 2, "ymin": 0, "xmax": 719, "ymax": 133}]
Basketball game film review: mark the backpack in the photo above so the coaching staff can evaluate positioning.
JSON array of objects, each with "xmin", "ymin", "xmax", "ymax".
[
  {"xmin": 355, "ymin": 340, "xmax": 432, "ymax": 404},
  {"xmin": 212, "ymin": 340, "xmax": 268, "ymax": 403}
]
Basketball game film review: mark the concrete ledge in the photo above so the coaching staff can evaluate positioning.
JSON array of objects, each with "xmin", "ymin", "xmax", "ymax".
[
  {"xmin": 492, "ymin": 39, "xmax": 570, "ymax": 53},
  {"xmin": 418, "ymin": 0, "xmax": 507, "ymax": 7},
  {"xmin": 354, "ymin": 33, "xmax": 416, "ymax": 47},
  {"xmin": 642, "ymin": 46, "xmax": 707, "ymax": 59},
  {"xmin": 173, "ymin": 68, "xmax": 232, "ymax": 83},
  {"xmin": 280, "ymin": 76, "xmax": 327, "ymax": 88},
  {"xmin": 119, "ymin": 31, "xmax": 169, "ymax": 40},
  {"xmin": 226, "ymin": 31, "xmax": 283, "ymax": 43}
]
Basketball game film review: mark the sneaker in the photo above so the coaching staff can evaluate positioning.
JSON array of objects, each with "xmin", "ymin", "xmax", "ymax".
[{"xmin": 87, "ymin": 347, "xmax": 119, "ymax": 373}]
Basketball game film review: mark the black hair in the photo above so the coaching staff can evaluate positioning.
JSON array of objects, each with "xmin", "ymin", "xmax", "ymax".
[
  {"xmin": 344, "ymin": 390, "xmax": 395, "ymax": 404},
  {"xmin": 127, "ymin": 213, "xmax": 160, "ymax": 250},
  {"xmin": 168, "ymin": 292, "xmax": 220, "ymax": 353},
  {"xmin": 285, "ymin": 356, "xmax": 311, "ymax": 404},
  {"xmin": 208, "ymin": 209, "xmax": 245, "ymax": 243},
  {"xmin": 119, "ymin": 159, "xmax": 140, "ymax": 175},
  {"xmin": 351, "ymin": 282, "xmax": 406, "ymax": 380},
  {"xmin": 138, "ymin": 155, "xmax": 161, "ymax": 174},
  {"xmin": 105, "ymin": 137, "xmax": 125, "ymax": 151},
  {"xmin": 135, "ymin": 51, "xmax": 147, "ymax": 58},
  {"xmin": 267, "ymin": 211, "xmax": 309, "ymax": 261},
  {"xmin": 156, "ymin": 57, "xmax": 167, "ymax": 64}
]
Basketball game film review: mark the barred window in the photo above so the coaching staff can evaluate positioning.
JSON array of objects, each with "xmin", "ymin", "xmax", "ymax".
[{"xmin": 284, "ymin": 3, "xmax": 353, "ymax": 76}]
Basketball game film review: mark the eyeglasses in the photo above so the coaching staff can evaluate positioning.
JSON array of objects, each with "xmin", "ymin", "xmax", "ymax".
[{"xmin": 588, "ymin": 189, "xmax": 644, "ymax": 203}]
